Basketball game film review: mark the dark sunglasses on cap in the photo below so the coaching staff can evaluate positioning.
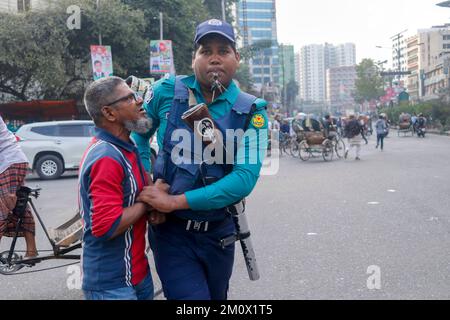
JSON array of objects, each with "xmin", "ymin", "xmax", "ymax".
[{"xmin": 106, "ymin": 91, "xmax": 140, "ymax": 106}]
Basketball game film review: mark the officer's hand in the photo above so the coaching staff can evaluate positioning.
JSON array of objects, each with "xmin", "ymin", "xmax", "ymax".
[
  {"xmin": 148, "ymin": 210, "xmax": 166, "ymax": 225},
  {"xmin": 137, "ymin": 180, "xmax": 174, "ymax": 213},
  {"xmin": 154, "ymin": 179, "xmax": 170, "ymax": 192},
  {"xmin": 3, "ymin": 193, "xmax": 17, "ymax": 212}
]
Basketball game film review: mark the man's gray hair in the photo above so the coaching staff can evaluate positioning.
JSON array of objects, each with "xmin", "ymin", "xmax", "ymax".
[{"xmin": 84, "ymin": 76, "xmax": 125, "ymax": 123}]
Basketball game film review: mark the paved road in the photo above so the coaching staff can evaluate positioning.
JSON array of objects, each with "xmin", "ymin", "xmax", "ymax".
[{"xmin": 1, "ymin": 131, "xmax": 449, "ymax": 299}]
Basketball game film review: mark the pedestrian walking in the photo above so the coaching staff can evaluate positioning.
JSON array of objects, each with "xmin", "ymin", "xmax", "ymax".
[
  {"xmin": 375, "ymin": 115, "xmax": 387, "ymax": 151},
  {"xmin": 344, "ymin": 114, "xmax": 364, "ymax": 160}
]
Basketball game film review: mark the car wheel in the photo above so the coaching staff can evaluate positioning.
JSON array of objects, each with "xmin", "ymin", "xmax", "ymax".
[{"xmin": 35, "ymin": 155, "xmax": 63, "ymax": 180}]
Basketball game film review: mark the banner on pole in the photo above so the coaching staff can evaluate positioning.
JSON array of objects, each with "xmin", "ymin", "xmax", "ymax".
[
  {"xmin": 150, "ymin": 40, "xmax": 175, "ymax": 75},
  {"xmin": 90, "ymin": 45, "xmax": 113, "ymax": 80}
]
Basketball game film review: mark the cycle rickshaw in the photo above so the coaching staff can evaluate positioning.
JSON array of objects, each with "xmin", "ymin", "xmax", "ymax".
[
  {"xmin": 398, "ymin": 113, "xmax": 414, "ymax": 136},
  {"xmin": 0, "ymin": 186, "xmax": 82, "ymax": 275},
  {"xmin": 295, "ymin": 118, "xmax": 334, "ymax": 161},
  {"xmin": 290, "ymin": 117, "xmax": 345, "ymax": 160}
]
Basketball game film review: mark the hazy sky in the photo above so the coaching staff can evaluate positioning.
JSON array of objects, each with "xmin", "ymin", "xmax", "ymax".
[{"xmin": 276, "ymin": 0, "xmax": 450, "ymax": 65}]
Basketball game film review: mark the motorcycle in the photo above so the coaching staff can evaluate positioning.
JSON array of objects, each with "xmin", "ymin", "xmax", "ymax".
[{"xmin": 416, "ymin": 126, "xmax": 426, "ymax": 138}]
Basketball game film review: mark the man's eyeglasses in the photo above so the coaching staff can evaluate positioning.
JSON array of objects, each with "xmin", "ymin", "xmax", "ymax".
[{"xmin": 105, "ymin": 92, "xmax": 140, "ymax": 106}]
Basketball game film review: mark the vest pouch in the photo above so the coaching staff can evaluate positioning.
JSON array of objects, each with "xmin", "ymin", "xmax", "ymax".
[
  {"xmin": 199, "ymin": 163, "xmax": 227, "ymax": 186},
  {"xmin": 168, "ymin": 161, "xmax": 201, "ymax": 195}
]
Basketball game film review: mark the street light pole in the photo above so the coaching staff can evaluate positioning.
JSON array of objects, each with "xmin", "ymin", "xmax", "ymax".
[
  {"xmin": 221, "ymin": 0, "xmax": 226, "ymax": 21},
  {"xmin": 96, "ymin": 0, "xmax": 102, "ymax": 45},
  {"xmin": 159, "ymin": 12, "xmax": 163, "ymax": 40}
]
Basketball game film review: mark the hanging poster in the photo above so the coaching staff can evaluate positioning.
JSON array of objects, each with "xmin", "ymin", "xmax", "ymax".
[
  {"xmin": 90, "ymin": 45, "xmax": 113, "ymax": 80},
  {"xmin": 150, "ymin": 40, "xmax": 175, "ymax": 75}
]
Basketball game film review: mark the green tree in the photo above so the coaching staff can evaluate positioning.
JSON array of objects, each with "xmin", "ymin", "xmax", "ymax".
[
  {"xmin": 202, "ymin": 0, "xmax": 238, "ymax": 22},
  {"xmin": 0, "ymin": 0, "xmax": 147, "ymax": 101},
  {"xmin": 284, "ymin": 80, "xmax": 299, "ymax": 113},
  {"xmin": 123, "ymin": 0, "xmax": 212, "ymax": 76},
  {"xmin": 353, "ymin": 58, "xmax": 385, "ymax": 105},
  {"xmin": 234, "ymin": 62, "xmax": 257, "ymax": 95}
]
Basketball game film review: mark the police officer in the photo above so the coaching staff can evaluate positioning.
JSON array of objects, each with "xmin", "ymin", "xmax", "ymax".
[{"xmin": 133, "ymin": 19, "xmax": 268, "ymax": 300}]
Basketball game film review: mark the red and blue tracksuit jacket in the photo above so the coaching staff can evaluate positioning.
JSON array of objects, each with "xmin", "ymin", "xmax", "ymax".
[{"xmin": 78, "ymin": 128, "xmax": 149, "ymax": 291}]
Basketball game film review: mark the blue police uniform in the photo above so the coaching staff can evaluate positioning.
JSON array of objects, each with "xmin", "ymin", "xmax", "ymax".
[{"xmin": 131, "ymin": 19, "xmax": 268, "ymax": 300}]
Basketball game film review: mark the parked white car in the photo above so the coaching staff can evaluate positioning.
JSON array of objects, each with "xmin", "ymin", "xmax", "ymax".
[
  {"xmin": 15, "ymin": 120, "xmax": 159, "ymax": 180},
  {"xmin": 15, "ymin": 121, "xmax": 95, "ymax": 180}
]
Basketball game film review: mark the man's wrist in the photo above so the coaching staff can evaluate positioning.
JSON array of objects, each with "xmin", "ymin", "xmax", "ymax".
[
  {"xmin": 135, "ymin": 201, "xmax": 149, "ymax": 213},
  {"xmin": 171, "ymin": 194, "xmax": 189, "ymax": 211}
]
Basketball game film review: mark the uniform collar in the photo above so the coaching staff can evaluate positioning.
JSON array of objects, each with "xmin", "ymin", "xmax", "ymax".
[
  {"xmin": 94, "ymin": 127, "xmax": 136, "ymax": 153},
  {"xmin": 181, "ymin": 75, "xmax": 239, "ymax": 105}
]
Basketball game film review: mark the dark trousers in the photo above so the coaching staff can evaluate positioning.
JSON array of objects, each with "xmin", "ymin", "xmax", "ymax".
[
  {"xmin": 376, "ymin": 133, "xmax": 384, "ymax": 150},
  {"xmin": 149, "ymin": 216, "xmax": 236, "ymax": 300}
]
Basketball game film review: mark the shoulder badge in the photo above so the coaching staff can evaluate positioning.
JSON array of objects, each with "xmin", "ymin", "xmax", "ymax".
[{"xmin": 251, "ymin": 113, "xmax": 265, "ymax": 128}]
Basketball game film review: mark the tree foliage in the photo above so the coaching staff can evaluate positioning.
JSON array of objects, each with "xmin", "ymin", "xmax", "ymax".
[
  {"xmin": 285, "ymin": 80, "xmax": 299, "ymax": 109},
  {"xmin": 353, "ymin": 58, "xmax": 385, "ymax": 105},
  {"xmin": 202, "ymin": 0, "xmax": 238, "ymax": 22},
  {"xmin": 122, "ymin": 0, "xmax": 211, "ymax": 75},
  {"xmin": 0, "ymin": 0, "xmax": 147, "ymax": 101},
  {"xmin": 380, "ymin": 100, "xmax": 450, "ymax": 130},
  {"xmin": 0, "ymin": 0, "xmax": 239, "ymax": 102}
]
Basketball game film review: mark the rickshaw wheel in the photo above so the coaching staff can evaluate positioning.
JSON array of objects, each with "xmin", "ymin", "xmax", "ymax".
[
  {"xmin": 322, "ymin": 140, "xmax": 334, "ymax": 162},
  {"xmin": 290, "ymin": 141, "xmax": 300, "ymax": 158},
  {"xmin": 0, "ymin": 251, "xmax": 23, "ymax": 275},
  {"xmin": 334, "ymin": 138, "xmax": 346, "ymax": 158},
  {"xmin": 298, "ymin": 141, "xmax": 311, "ymax": 161}
]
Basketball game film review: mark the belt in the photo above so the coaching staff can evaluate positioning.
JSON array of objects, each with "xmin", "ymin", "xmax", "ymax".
[{"xmin": 166, "ymin": 214, "xmax": 230, "ymax": 233}]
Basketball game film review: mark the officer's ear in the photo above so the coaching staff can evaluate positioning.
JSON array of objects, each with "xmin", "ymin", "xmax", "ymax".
[
  {"xmin": 101, "ymin": 105, "xmax": 119, "ymax": 123},
  {"xmin": 235, "ymin": 50, "xmax": 241, "ymax": 63}
]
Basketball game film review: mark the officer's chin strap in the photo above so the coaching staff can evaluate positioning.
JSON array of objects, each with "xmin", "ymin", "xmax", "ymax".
[{"xmin": 223, "ymin": 199, "xmax": 260, "ymax": 281}]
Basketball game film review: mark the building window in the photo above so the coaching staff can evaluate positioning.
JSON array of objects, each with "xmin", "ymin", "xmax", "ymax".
[{"xmin": 17, "ymin": 0, "xmax": 31, "ymax": 12}]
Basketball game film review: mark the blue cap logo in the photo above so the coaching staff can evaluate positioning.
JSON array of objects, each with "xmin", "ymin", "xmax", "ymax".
[{"xmin": 207, "ymin": 19, "xmax": 223, "ymax": 26}]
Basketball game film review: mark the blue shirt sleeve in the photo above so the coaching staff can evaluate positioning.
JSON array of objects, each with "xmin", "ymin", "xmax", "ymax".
[{"xmin": 185, "ymin": 99, "xmax": 268, "ymax": 211}]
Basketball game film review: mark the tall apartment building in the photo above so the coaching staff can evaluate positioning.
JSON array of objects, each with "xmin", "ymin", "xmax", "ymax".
[
  {"xmin": 0, "ymin": 0, "xmax": 47, "ymax": 12},
  {"xmin": 418, "ymin": 24, "xmax": 450, "ymax": 101},
  {"xmin": 326, "ymin": 66, "xmax": 357, "ymax": 113},
  {"xmin": 294, "ymin": 53, "xmax": 300, "ymax": 85},
  {"xmin": 235, "ymin": 0, "xmax": 280, "ymax": 92},
  {"xmin": 299, "ymin": 44, "xmax": 326, "ymax": 103},
  {"xmin": 406, "ymin": 35, "xmax": 420, "ymax": 101},
  {"xmin": 298, "ymin": 43, "xmax": 356, "ymax": 103},
  {"xmin": 391, "ymin": 34, "xmax": 409, "ymax": 85}
]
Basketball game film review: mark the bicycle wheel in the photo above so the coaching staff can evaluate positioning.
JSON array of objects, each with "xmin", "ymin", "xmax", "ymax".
[
  {"xmin": 284, "ymin": 139, "xmax": 292, "ymax": 155},
  {"xmin": 0, "ymin": 251, "xmax": 22, "ymax": 275},
  {"xmin": 298, "ymin": 141, "xmax": 311, "ymax": 161},
  {"xmin": 322, "ymin": 140, "xmax": 334, "ymax": 162},
  {"xmin": 290, "ymin": 140, "xmax": 300, "ymax": 157},
  {"xmin": 334, "ymin": 138, "xmax": 346, "ymax": 158}
]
